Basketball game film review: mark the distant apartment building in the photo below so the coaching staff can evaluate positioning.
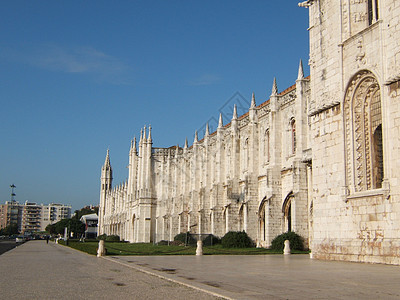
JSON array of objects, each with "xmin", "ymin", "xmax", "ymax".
[
  {"xmin": 21, "ymin": 201, "xmax": 42, "ymax": 233},
  {"xmin": 0, "ymin": 201, "xmax": 23, "ymax": 231},
  {"xmin": 41, "ymin": 203, "xmax": 72, "ymax": 230},
  {"xmin": 0, "ymin": 201, "xmax": 72, "ymax": 233}
]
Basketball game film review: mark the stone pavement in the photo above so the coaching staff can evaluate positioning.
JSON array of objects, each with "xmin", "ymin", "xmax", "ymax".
[
  {"xmin": 107, "ymin": 254, "xmax": 400, "ymax": 300},
  {"xmin": 2, "ymin": 241, "xmax": 400, "ymax": 299},
  {"xmin": 0, "ymin": 241, "xmax": 218, "ymax": 300}
]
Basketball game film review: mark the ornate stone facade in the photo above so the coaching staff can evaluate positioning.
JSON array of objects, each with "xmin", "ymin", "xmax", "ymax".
[
  {"xmin": 99, "ymin": 67, "xmax": 312, "ymax": 248},
  {"xmin": 305, "ymin": 0, "xmax": 400, "ymax": 265},
  {"xmin": 99, "ymin": 1, "xmax": 400, "ymax": 265}
]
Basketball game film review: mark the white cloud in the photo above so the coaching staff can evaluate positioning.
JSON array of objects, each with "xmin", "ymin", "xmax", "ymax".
[{"xmin": 0, "ymin": 43, "xmax": 131, "ymax": 84}]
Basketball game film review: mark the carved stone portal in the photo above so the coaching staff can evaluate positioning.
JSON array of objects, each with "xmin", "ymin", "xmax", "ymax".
[{"xmin": 344, "ymin": 70, "xmax": 383, "ymax": 192}]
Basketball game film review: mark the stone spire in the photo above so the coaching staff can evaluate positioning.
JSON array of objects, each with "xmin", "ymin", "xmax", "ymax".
[
  {"xmin": 232, "ymin": 104, "xmax": 238, "ymax": 120},
  {"xmin": 270, "ymin": 77, "xmax": 279, "ymax": 112},
  {"xmin": 139, "ymin": 128, "xmax": 143, "ymax": 143},
  {"xmin": 297, "ymin": 59, "xmax": 304, "ymax": 80},
  {"xmin": 133, "ymin": 136, "xmax": 137, "ymax": 153},
  {"xmin": 249, "ymin": 92, "xmax": 258, "ymax": 123},
  {"xmin": 143, "ymin": 125, "xmax": 147, "ymax": 141},
  {"xmin": 184, "ymin": 137, "xmax": 188, "ymax": 154},
  {"xmin": 271, "ymin": 77, "xmax": 278, "ymax": 96},
  {"xmin": 205, "ymin": 123, "xmax": 210, "ymax": 136},
  {"xmin": 175, "ymin": 144, "xmax": 179, "ymax": 158},
  {"xmin": 218, "ymin": 113, "xmax": 223, "ymax": 129},
  {"xmin": 104, "ymin": 149, "xmax": 111, "ymax": 167},
  {"xmin": 148, "ymin": 125, "xmax": 152, "ymax": 143},
  {"xmin": 250, "ymin": 92, "xmax": 256, "ymax": 108},
  {"xmin": 194, "ymin": 130, "xmax": 198, "ymax": 144}
]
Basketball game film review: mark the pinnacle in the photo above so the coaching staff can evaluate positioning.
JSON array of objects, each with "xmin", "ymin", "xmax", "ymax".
[
  {"xmin": 232, "ymin": 104, "xmax": 238, "ymax": 120},
  {"xmin": 250, "ymin": 92, "xmax": 256, "ymax": 108},
  {"xmin": 104, "ymin": 149, "xmax": 111, "ymax": 167},
  {"xmin": 148, "ymin": 125, "xmax": 152, "ymax": 142},
  {"xmin": 271, "ymin": 77, "xmax": 278, "ymax": 96},
  {"xmin": 218, "ymin": 113, "xmax": 223, "ymax": 129},
  {"xmin": 297, "ymin": 59, "xmax": 304, "ymax": 80}
]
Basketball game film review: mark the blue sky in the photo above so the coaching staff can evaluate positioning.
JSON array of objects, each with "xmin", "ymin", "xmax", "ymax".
[{"xmin": 0, "ymin": 1, "xmax": 309, "ymax": 211}]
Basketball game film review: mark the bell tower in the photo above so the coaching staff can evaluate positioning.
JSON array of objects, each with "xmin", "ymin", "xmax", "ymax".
[{"xmin": 99, "ymin": 149, "xmax": 112, "ymax": 235}]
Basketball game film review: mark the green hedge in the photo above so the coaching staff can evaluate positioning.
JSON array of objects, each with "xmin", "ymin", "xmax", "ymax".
[
  {"xmin": 221, "ymin": 231, "xmax": 253, "ymax": 248},
  {"xmin": 96, "ymin": 234, "xmax": 120, "ymax": 242},
  {"xmin": 203, "ymin": 234, "xmax": 221, "ymax": 246},
  {"xmin": 174, "ymin": 232, "xmax": 196, "ymax": 246},
  {"xmin": 270, "ymin": 231, "xmax": 304, "ymax": 251}
]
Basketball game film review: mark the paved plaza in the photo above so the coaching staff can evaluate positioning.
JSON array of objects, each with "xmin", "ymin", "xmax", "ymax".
[
  {"xmin": 1, "ymin": 241, "xmax": 400, "ymax": 299},
  {"xmin": 108, "ymin": 253, "xmax": 400, "ymax": 299},
  {"xmin": 0, "ymin": 241, "xmax": 217, "ymax": 300}
]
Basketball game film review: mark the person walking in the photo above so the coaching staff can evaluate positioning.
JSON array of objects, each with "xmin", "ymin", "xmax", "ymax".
[{"xmin": 46, "ymin": 236, "xmax": 49, "ymax": 244}]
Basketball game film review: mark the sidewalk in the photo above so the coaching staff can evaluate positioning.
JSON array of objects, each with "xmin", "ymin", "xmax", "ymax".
[
  {"xmin": 107, "ymin": 253, "xmax": 400, "ymax": 299},
  {"xmin": 2, "ymin": 240, "xmax": 399, "ymax": 299},
  {"xmin": 0, "ymin": 241, "xmax": 218, "ymax": 300}
]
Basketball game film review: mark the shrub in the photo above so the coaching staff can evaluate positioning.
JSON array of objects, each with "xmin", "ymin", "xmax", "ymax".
[
  {"xmin": 105, "ymin": 235, "xmax": 120, "ymax": 242},
  {"xmin": 221, "ymin": 231, "xmax": 253, "ymax": 248},
  {"xmin": 169, "ymin": 240, "xmax": 184, "ymax": 246},
  {"xmin": 157, "ymin": 240, "xmax": 169, "ymax": 246},
  {"xmin": 203, "ymin": 234, "xmax": 221, "ymax": 246},
  {"xmin": 174, "ymin": 232, "xmax": 196, "ymax": 246},
  {"xmin": 97, "ymin": 234, "xmax": 107, "ymax": 241},
  {"xmin": 270, "ymin": 231, "xmax": 304, "ymax": 251}
]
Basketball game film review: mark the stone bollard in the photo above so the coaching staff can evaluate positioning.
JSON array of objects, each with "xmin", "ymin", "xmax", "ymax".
[
  {"xmin": 196, "ymin": 240, "xmax": 203, "ymax": 256},
  {"xmin": 283, "ymin": 239, "xmax": 291, "ymax": 255},
  {"xmin": 97, "ymin": 240, "xmax": 106, "ymax": 257}
]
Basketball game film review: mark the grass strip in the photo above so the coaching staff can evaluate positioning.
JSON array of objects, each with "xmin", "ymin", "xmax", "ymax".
[{"xmin": 60, "ymin": 240, "xmax": 309, "ymax": 256}]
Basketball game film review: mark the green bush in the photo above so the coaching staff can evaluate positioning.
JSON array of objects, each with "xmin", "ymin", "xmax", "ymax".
[
  {"xmin": 157, "ymin": 240, "xmax": 169, "ymax": 246},
  {"xmin": 203, "ymin": 234, "xmax": 221, "ymax": 246},
  {"xmin": 270, "ymin": 231, "xmax": 304, "ymax": 251},
  {"xmin": 97, "ymin": 234, "xmax": 107, "ymax": 241},
  {"xmin": 174, "ymin": 232, "xmax": 196, "ymax": 246},
  {"xmin": 105, "ymin": 235, "xmax": 120, "ymax": 242},
  {"xmin": 221, "ymin": 231, "xmax": 253, "ymax": 248}
]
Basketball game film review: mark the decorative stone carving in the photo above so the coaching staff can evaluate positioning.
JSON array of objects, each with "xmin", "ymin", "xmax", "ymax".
[{"xmin": 344, "ymin": 70, "xmax": 382, "ymax": 192}]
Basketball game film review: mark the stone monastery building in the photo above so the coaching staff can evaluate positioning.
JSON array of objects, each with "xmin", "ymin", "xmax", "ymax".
[{"xmin": 99, "ymin": 0, "xmax": 400, "ymax": 265}]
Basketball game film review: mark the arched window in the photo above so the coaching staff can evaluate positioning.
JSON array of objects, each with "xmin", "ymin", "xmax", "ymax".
[
  {"xmin": 238, "ymin": 205, "xmax": 244, "ymax": 231},
  {"xmin": 265, "ymin": 129, "xmax": 270, "ymax": 162},
  {"xmin": 244, "ymin": 138, "xmax": 249, "ymax": 170},
  {"xmin": 282, "ymin": 193, "xmax": 293, "ymax": 232},
  {"xmin": 344, "ymin": 70, "xmax": 383, "ymax": 192},
  {"xmin": 258, "ymin": 198, "xmax": 267, "ymax": 242},
  {"xmin": 368, "ymin": 0, "xmax": 379, "ymax": 25},
  {"xmin": 290, "ymin": 119, "xmax": 296, "ymax": 154}
]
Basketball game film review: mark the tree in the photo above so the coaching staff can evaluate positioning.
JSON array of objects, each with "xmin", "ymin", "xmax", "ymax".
[
  {"xmin": 46, "ymin": 218, "xmax": 85, "ymax": 238},
  {"xmin": 0, "ymin": 223, "xmax": 19, "ymax": 236},
  {"xmin": 69, "ymin": 218, "xmax": 85, "ymax": 238},
  {"xmin": 72, "ymin": 206, "xmax": 98, "ymax": 220},
  {"xmin": 45, "ymin": 224, "xmax": 56, "ymax": 235}
]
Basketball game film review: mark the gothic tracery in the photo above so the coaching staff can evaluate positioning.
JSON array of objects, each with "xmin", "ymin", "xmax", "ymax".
[{"xmin": 344, "ymin": 70, "xmax": 383, "ymax": 192}]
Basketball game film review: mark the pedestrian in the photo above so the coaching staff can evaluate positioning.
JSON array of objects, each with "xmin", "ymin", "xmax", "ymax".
[{"xmin": 46, "ymin": 236, "xmax": 49, "ymax": 244}]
